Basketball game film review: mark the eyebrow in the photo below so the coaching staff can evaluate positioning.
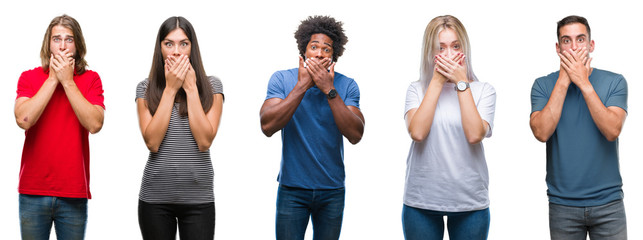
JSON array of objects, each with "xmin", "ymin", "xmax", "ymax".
[
  {"xmin": 52, "ymin": 34, "xmax": 74, "ymax": 38},
  {"xmin": 439, "ymin": 40, "xmax": 460, "ymax": 45},
  {"xmin": 163, "ymin": 38, "xmax": 190, "ymax": 42},
  {"xmin": 560, "ymin": 34, "xmax": 587, "ymax": 39},
  {"xmin": 311, "ymin": 40, "xmax": 332, "ymax": 47}
]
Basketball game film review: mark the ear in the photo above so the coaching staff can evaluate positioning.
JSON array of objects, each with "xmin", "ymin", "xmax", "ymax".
[
  {"xmin": 555, "ymin": 42, "xmax": 561, "ymax": 54},
  {"xmin": 588, "ymin": 40, "xmax": 595, "ymax": 53}
]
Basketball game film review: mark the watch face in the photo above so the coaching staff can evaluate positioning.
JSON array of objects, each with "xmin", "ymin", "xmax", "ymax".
[
  {"xmin": 457, "ymin": 82, "xmax": 467, "ymax": 91},
  {"xmin": 328, "ymin": 89, "xmax": 337, "ymax": 99}
]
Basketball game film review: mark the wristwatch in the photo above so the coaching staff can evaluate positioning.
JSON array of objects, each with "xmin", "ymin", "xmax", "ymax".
[
  {"xmin": 327, "ymin": 89, "xmax": 337, "ymax": 99},
  {"xmin": 455, "ymin": 81, "xmax": 470, "ymax": 92}
]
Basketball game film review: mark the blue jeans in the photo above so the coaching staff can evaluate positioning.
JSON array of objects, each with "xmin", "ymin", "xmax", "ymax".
[
  {"xmin": 402, "ymin": 204, "xmax": 490, "ymax": 240},
  {"xmin": 275, "ymin": 185, "xmax": 345, "ymax": 240},
  {"xmin": 19, "ymin": 194, "xmax": 88, "ymax": 240},
  {"xmin": 549, "ymin": 199, "xmax": 627, "ymax": 240}
]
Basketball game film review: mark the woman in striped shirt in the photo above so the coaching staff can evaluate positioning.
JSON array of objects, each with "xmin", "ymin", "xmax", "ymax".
[{"xmin": 135, "ymin": 16, "xmax": 224, "ymax": 240}]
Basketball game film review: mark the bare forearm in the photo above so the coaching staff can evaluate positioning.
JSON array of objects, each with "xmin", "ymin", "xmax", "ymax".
[
  {"xmin": 260, "ymin": 84, "xmax": 307, "ymax": 136},
  {"xmin": 457, "ymin": 89, "xmax": 486, "ymax": 144},
  {"xmin": 407, "ymin": 81, "xmax": 442, "ymax": 142},
  {"xmin": 141, "ymin": 89, "xmax": 176, "ymax": 152},
  {"xmin": 186, "ymin": 91, "xmax": 222, "ymax": 152},
  {"xmin": 579, "ymin": 85, "xmax": 625, "ymax": 141},
  {"xmin": 15, "ymin": 78, "xmax": 58, "ymax": 130},
  {"xmin": 61, "ymin": 81, "xmax": 104, "ymax": 133},
  {"xmin": 530, "ymin": 81, "xmax": 568, "ymax": 142},
  {"xmin": 328, "ymin": 98, "xmax": 364, "ymax": 144}
]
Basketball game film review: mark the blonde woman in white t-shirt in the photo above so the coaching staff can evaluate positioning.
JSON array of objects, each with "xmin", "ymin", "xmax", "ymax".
[{"xmin": 403, "ymin": 15, "xmax": 496, "ymax": 240}]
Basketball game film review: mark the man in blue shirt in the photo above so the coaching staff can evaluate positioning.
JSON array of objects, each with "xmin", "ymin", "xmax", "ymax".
[
  {"xmin": 260, "ymin": 15, "xmax": 365, "ymax": 240},
  {"xmin": 530, "ymin": 15, "xmax": 628, "ymax": 240}
]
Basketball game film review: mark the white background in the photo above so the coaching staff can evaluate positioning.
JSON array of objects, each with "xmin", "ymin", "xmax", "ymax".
[{"xmin": 1, "ymin": 0, "xmax": 641, "ymax": 239}]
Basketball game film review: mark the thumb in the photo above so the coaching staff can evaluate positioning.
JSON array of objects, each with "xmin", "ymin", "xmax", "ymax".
[
  {"xmin": 299, "ymin": 56, "xmax": 305, "ymax": 68},
  {"xmin": 329, "ymin": 61, "xmax": 336, "ymax": 73}
]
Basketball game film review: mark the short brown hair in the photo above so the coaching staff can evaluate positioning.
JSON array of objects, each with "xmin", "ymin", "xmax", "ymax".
[
  {"xmin": 557, "ymin": 15, "xmax": 591, "ymax": 41},
  {"xmin": 40, "ymin": 15, "xmax": 88, "ymax": 74}
]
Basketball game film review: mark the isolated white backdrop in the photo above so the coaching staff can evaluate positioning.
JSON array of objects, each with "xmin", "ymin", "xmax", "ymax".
[{"xmin": 1, "ymin": 0, "xmax": 640, "ymax": 239}]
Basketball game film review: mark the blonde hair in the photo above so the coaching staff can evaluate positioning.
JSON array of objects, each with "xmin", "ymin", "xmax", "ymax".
[
  {"xmin": 40, "ymin": 15, "xmax": 88, "ymax": 74},
  {"xmin": 419, "ymin": 15, "xmax": 476, "ymax": 90}
]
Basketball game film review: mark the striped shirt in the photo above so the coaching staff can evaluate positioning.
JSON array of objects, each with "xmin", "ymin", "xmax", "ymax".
[{"xmin": 136, "ymin": 77, "xmax": 223, "ymax": 204}]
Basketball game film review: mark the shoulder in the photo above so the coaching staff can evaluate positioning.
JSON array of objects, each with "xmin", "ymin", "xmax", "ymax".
[
  {"xmin": 273, "ymin": 68, "xmax": 297, "ymax": 78},
  {"xmin": 535, "ymin": 71, "xmax": 559, "ymax": 83},
  {"xmin": 20, "ymin": 66, "xmax": 46, "ymax": 79},
  {"xmin": 207, "ymin": 76, "xmax": 223, "ymax": 94},
  {"xmin": 334, "ymin": 71, "xmax": 358, "ymax": 87},
  {"xmin": 407, "ymin": 80, "xmax": 422, "ymax": 91},
  {"xmin": 591, "ymin": 68, "xmax": 626, "ymax": 82},
  {"xmin": 471, "ymin": 81, "xmax": 496, "ymax": 93},
  {"xmin": 80, "ymin": 69, "xmax": 99, "ymax": 77},
  {"xmin": 531, "ymin": 71, "xmax": 560, "ymax": 91},
  {"xmin": 137, "ymin": 79, "xmax": 150, "ymax": 91}
]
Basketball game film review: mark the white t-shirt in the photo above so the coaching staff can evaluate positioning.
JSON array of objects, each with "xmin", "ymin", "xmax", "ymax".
[{"xmin": 403, "ymin": 80, "xmax": 496, "ymax": 212}]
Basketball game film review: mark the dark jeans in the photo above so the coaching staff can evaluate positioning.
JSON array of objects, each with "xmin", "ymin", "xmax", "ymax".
[
  {"xmin": 275, "ymin": 185, "xmax": 345, "ymax": 240},
  {"xmin": 138, "ymin": 200, "xmax": 215, "ymax": 240},
  {"xmin": 19, "ymin": 194, "xmax": 88, "ymax": 240},
  {"xmin": 549, "ymin": 199, "xmax": 627, "ymax": 240},
  {"xmin": 402, "ymin": 204, "xmax": 490, "ymax": 240}
]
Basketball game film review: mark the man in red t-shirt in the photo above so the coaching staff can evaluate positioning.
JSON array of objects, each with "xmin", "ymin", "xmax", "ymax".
[{"xmin": 14, "ymin": 15, "xmax": 104, "ymax": 240}]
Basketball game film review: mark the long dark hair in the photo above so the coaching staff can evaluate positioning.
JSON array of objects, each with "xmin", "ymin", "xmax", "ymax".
[{"xmin": 146, "ymin": 16, "xmax": 213, "ymax": 116}]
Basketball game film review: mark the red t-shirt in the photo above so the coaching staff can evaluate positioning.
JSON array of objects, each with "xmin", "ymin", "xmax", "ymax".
[{"xmin": 16, "ymin": 67, "xmax": 105, "ymax": 199}]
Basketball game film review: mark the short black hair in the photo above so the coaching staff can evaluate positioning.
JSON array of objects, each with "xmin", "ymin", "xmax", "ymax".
[
  {"xmin": 557, "ymin": 15, "xmax": 591, "ymax": 41},
  {"xmin": 294, "ymin": 15, "xmax": 348, "ymax": 62}
]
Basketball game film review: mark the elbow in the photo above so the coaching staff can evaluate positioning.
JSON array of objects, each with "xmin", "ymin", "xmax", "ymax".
[
  {"xmin": 147, "ymin": 145, "xmax": 159, "ymax": 153},
  {"xmin": 533, "ymin": 132, "xmax": 549, "ymax": 143},
  {"xmin": 466, "ymin": 135, "xmax": 484, "ymax": 145},
  {"xmin": 261, "ymin": 123, "xmax": 276, "ymax": 137},
  {"xmin": 347, "ymin": 134, "xmax": 362, "ymax": 145},
  {"xmin": 88, "ymin": 123, "xmax": 103, "ymax": 134},
  {"xmin": 530, "ymin": 126, "xmax": 550, "ymax": 143},
  {"xmin": 146, "ymin": 141, "xmax": 160, "ymax": 153},
  {"xmin": 16, "ymin": 120, "xmax": 31, "ymax": 131},
  {"xmin": 197, "ymin": 140, "xmax": 213, "ymax": 152},
  {"xmin": 198, "ymin": 144, "xmax": 211, "ymax": 152},
  {"xmin": 408, "ymin": 127, "xmax": 428, "ymax": 142},
  {"xmin": 604, "ymin": 129, "xmax": 621, "ymax": 142},
  {"xmin": 15, "ymin": 115, "xmax": 32, "ymax": 130},
  {"xmin": 410, "ymin": 132, "xmax": 427, "ymax": 142}
]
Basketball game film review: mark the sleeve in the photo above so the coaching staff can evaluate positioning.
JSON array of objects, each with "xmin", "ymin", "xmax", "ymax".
[
  {"xmin": 136, "ymin": 79, "xmax": 149, "ymax": 101},
  {"xmin": 404, "ymin": 82, "xmax": 421, "ymax": 118},
  {"xmin": 478, "ymin": 83, "xmax": 497, "ymax": 138},
  {"xmin": 265, "ymin": 71, "xmax": 286, "ymax": 100},
  {"xmin": 16, "ymin": 71, "xmax": 35, "ymax": 99},
  {"xmin": 343, "ymin": 79, "xmax": 360, "ymax": 109},
  {"xmin": 605, "ymin": 74, "xmax": 627, "ymax": 112},
  {"xmin": 530, "ymin": 77, "xmax": 550, "ymax": 114},
  {"xmin": 208, "ymin": 76, "xmax": 225, "ymax": 102},
  {"xmin": 86, "ymin": 72, "xmax": 105, "ymax": 109}
]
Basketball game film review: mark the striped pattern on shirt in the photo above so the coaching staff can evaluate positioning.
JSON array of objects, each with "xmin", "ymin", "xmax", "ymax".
[{"xmin": 136, "ymin": 76, "xmax": 223, "ymax": 204}]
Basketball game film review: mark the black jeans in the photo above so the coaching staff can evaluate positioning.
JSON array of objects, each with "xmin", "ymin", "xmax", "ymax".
[{"xmin": 138, "ymin": 200, "xmax": 215, "ymax": 240}]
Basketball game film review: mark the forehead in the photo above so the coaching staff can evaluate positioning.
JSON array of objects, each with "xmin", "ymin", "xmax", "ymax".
[
  {"xmin": 559, "ymin": 23, "xmax": 588, "ymax": 38},
  {"xmin": 164, "ymin": 28, "xmax": 188, "ymax": 41},
  {"xmin": 309, "ymin": 33, "xmax": 333, "ymax": 45},
  {"xmin": 438, "ymin": 28, "xmax": 459, "ymax": 43},
  {"xmin": 51, "ymin": 25, "xmax": 73, "ymax": 37}
]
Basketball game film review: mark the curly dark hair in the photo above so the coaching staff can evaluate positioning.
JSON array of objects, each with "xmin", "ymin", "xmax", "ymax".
[{"xmin": 294, "ymin": 15, "xmax": 348, "ymax": 62}]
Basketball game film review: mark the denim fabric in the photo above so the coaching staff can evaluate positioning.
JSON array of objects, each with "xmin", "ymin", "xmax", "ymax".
[
  {"xmin": 138, "ymin": 200, "xmax": 215, "ymax": 240},
  {"xmin": 549, "ymin": 199, "xmax": 627, "ymax": 240},
  {"xmin": 275, "ymin": 185, "xmax": 345, "ymax": 240},
  {"xmin": 19, "ymin": 194, "xmax": 88, "ymax": 240},
  {"xmin": 402, "ymin": 204, "xmax": 489, "ymax": 240}
]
